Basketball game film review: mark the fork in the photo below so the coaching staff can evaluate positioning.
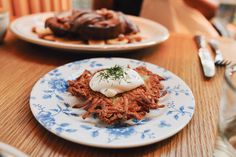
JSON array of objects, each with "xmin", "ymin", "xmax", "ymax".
[{"xmin": 208, "ymin": 39, "xmax": 231, "ymax": 66}]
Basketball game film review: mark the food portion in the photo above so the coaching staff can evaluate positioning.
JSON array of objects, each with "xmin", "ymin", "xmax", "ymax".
[
  {"xmin": 32, "ymin": 9, "xmax": 142, "ymax": 45},
  {"xmin": 89, "ymin": 65, "xmax": 145, "ymax": 97},
  {"xmin": 67, "ymin": 65, "xmax": 166, "ymax": 125}
]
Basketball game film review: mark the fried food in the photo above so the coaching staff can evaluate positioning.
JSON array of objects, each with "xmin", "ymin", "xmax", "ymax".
[
  {"xmin": 67, "ymin": 66, "xmax": 166, "ymax": 124},
  {"xmin": 45, "ymin": 8, "xmax": 139, "ymax": 40},
  {"xmin": 32, "ymin": 9, "xmax": 143, "ymax": 45}
]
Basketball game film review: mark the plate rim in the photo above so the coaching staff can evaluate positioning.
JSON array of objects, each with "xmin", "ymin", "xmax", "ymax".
[
  {"xmin": 29, "ymin": 57, "xmax": 195, "ymax": 148},
  {"xmin": 10, "ymin": 12, "xmax": 169, "ymax": 52},
  {"xmin": 0, "ymin": 142, "xmax": 28, "ymax": 157}
]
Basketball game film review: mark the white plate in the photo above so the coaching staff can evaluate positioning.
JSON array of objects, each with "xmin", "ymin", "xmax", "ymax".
[
  {"xmin": 30, "ymin": 58, "xmax": 195, "ymax": 148},
  {"xmin": 0, "ymin": 142, "xmax": 28, "ymax": 157},
  {"xmin": 10, "ymin": 12, "xmax": 169, "ymax": 52}
]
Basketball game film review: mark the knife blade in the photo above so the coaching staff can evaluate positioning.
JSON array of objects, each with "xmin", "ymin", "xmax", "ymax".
[
  {"xmin": 194, "ymin": 35, "xmax": 215, "ymax": 77},
  {"xmin": 208, "ymin": 39, "xmax": 223, "ymax": 63}
]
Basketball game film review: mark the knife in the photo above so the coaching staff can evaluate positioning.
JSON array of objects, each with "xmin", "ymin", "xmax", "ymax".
[
  {"xmin": 208, "ymin": 39, "xmax": 223, "ymax": 63},
  {"xmin": 194, "ymin": 35, "xmax": 215, "ymax": 77}
]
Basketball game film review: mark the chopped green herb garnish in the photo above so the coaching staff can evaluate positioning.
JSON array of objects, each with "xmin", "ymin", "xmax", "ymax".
[{"xmin": 98, "ymin": 65, "xmax": 127, "ymax": 81}]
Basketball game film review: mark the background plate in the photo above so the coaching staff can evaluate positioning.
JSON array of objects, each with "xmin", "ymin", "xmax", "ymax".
[{"xmin": 10, "ymin": 12, "xmax": 169, "ymax": 52}]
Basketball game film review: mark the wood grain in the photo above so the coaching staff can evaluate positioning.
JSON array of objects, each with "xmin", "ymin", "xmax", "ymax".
[
  {"xmin": 41, "ymin": 0, "xmax": 51, "ymax": 12},
  {"xmin": 29, "ymin": 0, "xmax": 41, "ymax": 13},
  {"xmin": 0, "ymin": 0, "xmax": 72, "ymax": 17},
  {"xmin": 51, "ymin": 0, "xmax": 61, "ymax": 12},
  {"xmin": 1, "ymin": 31, "xmax": 236, "ymax": 157},
  {"xmin": 61, "ymin": 0, "xmax": 69, "ymax": 11},
  {"xmin": 67, "ymin": 0, "xmax": 72, "ymax": 10},
  {"xmin": 13, "ymin": 0, "xmax": 30, "ymax": 16}
]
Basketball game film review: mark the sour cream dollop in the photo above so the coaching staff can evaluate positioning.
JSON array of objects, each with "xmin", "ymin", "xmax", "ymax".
[{"xmin": 89, "ymin": 66, "xmax": 144, "ymax": 97}]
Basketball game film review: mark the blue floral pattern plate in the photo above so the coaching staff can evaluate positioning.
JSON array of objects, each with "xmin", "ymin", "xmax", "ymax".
[{"xmin": 30, "ymin": 58, "xmax": 195, "ymax": 148}]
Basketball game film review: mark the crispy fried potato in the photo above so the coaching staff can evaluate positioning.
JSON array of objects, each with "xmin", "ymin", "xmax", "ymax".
[
  {"xmin": 88, "ymin": 40, "xmax": 105, "ymax": 45},
  {"xmin": 42, "ymin": 35, "xmax": 56, "ymax": 41},
  {"xmin": 106, "ymin": 37, "xmax": 129, "ymax": 45},
  {"xmin": 32, "ymin": 26, "xmax": 143, "ymax": 45},
  {"xmin": 34, "ymin": 27, "xmax": 53, "ymax": 38}
]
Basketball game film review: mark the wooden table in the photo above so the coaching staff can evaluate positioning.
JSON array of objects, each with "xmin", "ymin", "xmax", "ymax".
[{"xmin": 1, "ymin": 31, "xmax": 236, "ymax": 157}]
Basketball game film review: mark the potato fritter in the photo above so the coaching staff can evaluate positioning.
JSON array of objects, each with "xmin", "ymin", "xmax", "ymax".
[{"xmin": 67, "ymin": 66, "xmax": 165, "ymax": 124}]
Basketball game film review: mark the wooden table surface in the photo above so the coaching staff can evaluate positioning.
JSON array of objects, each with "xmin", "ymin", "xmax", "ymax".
[{"xmin": 1, "ymin": 31, "xmax": 236, "ymax": 157}]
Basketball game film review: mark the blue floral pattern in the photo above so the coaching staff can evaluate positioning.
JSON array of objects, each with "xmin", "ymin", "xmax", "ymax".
[
  {"xmin": 165, "ymin": 84, "xmax": 190, "ymax": 96},
  {"xmin": 30, "ymin": 58, "xmax": 195, "ymax": 148},
  {"xmin": 166, "ymin": 101, "xmax": 193, "ymax": 120},
  {"xmin": 107, "ymin": 126, "xmax": 136, "ymax": 143},
  {"xmin": 48, "ymin": 78, "xmax": 68, "ymax": 93},
  {"xmin": 159, "ymin": 120, "xmax": 171, "ymax": 128},
  {"xmin": 141, "ymin": 129, "xmax": 156, "ymax": 139},
  {"xmin": 48, "ymin": 69, "xmax": 62, "ymax": 77},
  {"xmin": 40, "ymin": 78, "xmax": 68, "ymax": 101},
  {"xmin": 80, "ymin": 123, "xmax": 157, "ymax": 143},
  {"xmin": 80, "ymin": 125, "xmax": 101, "ymax": 138},
  {"xmin": 33, "ymin": 104, "xmax": 77, "ymax": 134},
  {"xmin": 131, "ymin": 118, "xmax": 151, "ymax": 125}
]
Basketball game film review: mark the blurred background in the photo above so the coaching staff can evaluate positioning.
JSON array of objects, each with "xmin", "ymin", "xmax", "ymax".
[{"xmin": 0, "ymin": 0, "xmax": 236, "ymax": 39}]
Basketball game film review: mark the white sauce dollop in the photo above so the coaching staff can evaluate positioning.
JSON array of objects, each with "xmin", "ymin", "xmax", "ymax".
[{"xmin": 89, "ymin": 67, "xmax": 144, "ymax": 97}]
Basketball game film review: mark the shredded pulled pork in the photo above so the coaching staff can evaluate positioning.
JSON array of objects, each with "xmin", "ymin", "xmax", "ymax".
[{"xmin": 67, "ymin": 66, "xmax": 166, "ymax": 124}]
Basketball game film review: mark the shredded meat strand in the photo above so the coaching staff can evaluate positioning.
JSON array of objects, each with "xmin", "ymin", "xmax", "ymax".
[{"xmin": 67, "ymin": 66, "xmax": 166, "ymax": 124}]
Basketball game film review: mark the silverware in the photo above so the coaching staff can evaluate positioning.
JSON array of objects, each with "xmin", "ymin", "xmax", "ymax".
[
  {"xmin": 215, "ymin": 60, "xmax": 232, "ymax": 66},
  {"xmin": 209, "ymin": 39, "xmax": 231, "ymax": 66},
  {"xmin": 194, "ymin": 35, "xmax": 216, "ymax": 77}
]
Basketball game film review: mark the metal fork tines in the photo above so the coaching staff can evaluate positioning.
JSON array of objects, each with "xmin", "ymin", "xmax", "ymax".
[
  {"xmin": 208, "ymin": 39, "xmax": 231, "ymax": 66},
  {"xmin": 215, "ymin": 60, "xmax": 232, "ymax": 66}
]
